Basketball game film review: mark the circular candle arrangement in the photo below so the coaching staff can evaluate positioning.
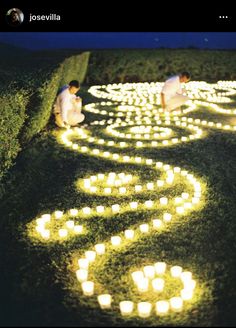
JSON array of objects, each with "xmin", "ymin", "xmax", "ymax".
[{"xmin": 27, "ymin": 81, "xmax": 236, "ymax": 321}]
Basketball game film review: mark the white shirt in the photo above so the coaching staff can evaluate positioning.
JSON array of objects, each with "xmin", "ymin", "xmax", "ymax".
[
  {"xmin": 161, "ymin": 75, "xmax": 183, "ymax": 101},
  {"xmin": 54, "ymin": 87, "xmax": 76, "ymax": 124}
]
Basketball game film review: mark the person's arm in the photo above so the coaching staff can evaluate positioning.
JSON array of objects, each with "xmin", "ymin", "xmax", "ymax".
[
  {"xmin": 161, "ymin": 92, "xmax": 166, "ymax": 110},
  {"xmin": 60, "ymin": 92, "xmax": 70, "ymax": 127}
]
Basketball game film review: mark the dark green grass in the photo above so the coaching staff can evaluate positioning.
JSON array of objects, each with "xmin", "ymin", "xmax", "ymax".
[{"xmin": 0, "ymin": 90, "xmax": 236, "ymax": 327}]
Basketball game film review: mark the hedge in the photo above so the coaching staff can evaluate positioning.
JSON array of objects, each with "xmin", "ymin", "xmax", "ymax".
[
  {"xmin": 0, "ymin": 50, "xmax": 90, "ymax": 182},
  {"xmin": 85, "ymin": 49, "xmax": 236, "ymax": 84}
]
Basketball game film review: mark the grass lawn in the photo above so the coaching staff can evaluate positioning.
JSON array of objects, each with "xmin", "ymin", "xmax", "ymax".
[{"xmin": 0, "ymin": 83, "xmax": 236, "ymax": 327}]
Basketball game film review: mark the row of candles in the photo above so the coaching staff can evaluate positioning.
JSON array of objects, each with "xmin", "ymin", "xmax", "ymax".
[{"xmin": 88, "ymin": 81, "xmax": 236, "ymax": 106}]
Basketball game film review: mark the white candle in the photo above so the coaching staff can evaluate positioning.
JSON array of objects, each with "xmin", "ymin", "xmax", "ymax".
[
  {"xmin": 139, "ymin": 224, "xmax": 149, "ymax": 233},
  {"xmin": 124, "ymin": 229, "xmax": 134, "ymax": 240},
  {"xmin": 74, "ymin": 225, "xmax": 83, "ymax": 234},
  {"xmin": 160, "ymin": 197, "xmax": 168, "ymax": 205},
  {"xmin": 181, "ymin": 192, "xmax": 189, "ymax": 199},
  {"xmin": 137, "ymin": 278, "xmax": 149, "ymax": 292},
  {"xmin": 119, "ymin": 301, "xmax": 134, "ymax": 316},
  {"xmin": 54, "ymin": 211, "xmax": 63, "ymax": 219},
  {"xmin": 58, "ymin": 229, "xmax": 68, "ymax": 238},
  {"xmin": 70, "ymin": 209, "xmax": 78, "ymax": 216},
  {"xmin": 163, "ymin": 213, "xmax": 172, "ymax": 222},
  {"xmin": 170, "ymin": 297, "xmax": 183, "ymax": 311},
  {"xmin": 135, "ymin": 185, "xmax": 142, "ymax": 192},
  {"xmin": 95, "ymin": 243, "xmax": 105, "ymax": 255},
  {"xmin": 145, "ymin": 200, "xmax": 153, "ymax": 208},
  {"xmin": 176, "ymin": 206, "xmax": 185, "ymax": 214},
  {"xmin": 155, "ymin": 300, "xmax": 169, "ymax": 315},
  {"xmin": 104, "ymin": 187, "xmax": 112, "ymax": 194},
  {"xmin": 154, "ymin": 262, "xmax": 166, "ymax": 274},
  {"xmin": 96, "ymin": 206, "xmax": 105, "ymax": 213},
  {"xmin": 170, "ymin": 266, "xmax": 183, "ymax": 277},
  {"xmin": 143, "ymin": 266, "xmax": 155, "ymax": 279},
  {"xmin": 85, "ymin": 251, "xmax": 96, "ymax": 263},
  {"xmin": 130, "ymin": 202, "xmax": 138, "ymax": 209},
  {"xmin": 152, "ymin": 278, "xmax": 165, "ymax": 292},
  {"xmin": 98, "ymin": 173, "xmax": 105, "ymax": 180},
  {"xmin": 137, "ymin": 302, "xmax": 152, "ymax": 318},
  {"xmin": 112, "ymin": 204, "xmax": 120, "ymax": 213},
  {"xmin": 183, "ymin": 279, "xmax": 196, "ymax": 290},
  {"xmin": 147, "ymin": 183, "xmax": 154, "ymax": 190},
  {"xmin": 157, "ymin": 180, "xmax": 164, "ymax": 187},
  {"xmin": 180, "ymin": 288, "xmax": 193, "ymax": 300},
  {"xmin": 131, "ymin": 271, "xmax": 144, "ymax": 284},
  {"xmin": 41, "ymin": 230, "xmax": 50, "ymax": 239},
  {"xmin": 66, "ymin": 220, "xmax": 74, "ymax": 229},
  {"xmin": 82, "ymin": 207, "xmax": 91, "ymax": 215},
  {"xmin": 97, "ymin": 294, "xmax": 112, "ymax": 309},
  {"xmin": 111, "ymin": 236, "xmax": 121, "ymax": 246},
  {"xmin": 41, "ymin": 214, "xmax": 51, "ymax": 221},
  {"xmin": 76, "ymin": 269, "xmax": 88, "ymax": 282},
  {"xmin": 78, "ymin": 258, "xmax": 89, "ymax": 270},
  {"xmin": 119, "ymin": 187, "xmax": 127, "ymax": 194},
  {"xmin": 82, "ymin": 281, "xmax": 94, "ymax": 296},
  {"xmin": 180, "ymin": 271, "xmax": 192, "ymax": 283},
  {"xmin": 152, "ymin": 219, "xmax": 163, "ymax": 229}
]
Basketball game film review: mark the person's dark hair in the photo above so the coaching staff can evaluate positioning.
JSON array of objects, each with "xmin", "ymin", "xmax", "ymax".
[
  {"xmin": 69, "ymin": 80, "xmax": 80, "ymax": 88},
  {"xmin": 181, "ymin": 72, "xmax": 190, "ymax": 80}
]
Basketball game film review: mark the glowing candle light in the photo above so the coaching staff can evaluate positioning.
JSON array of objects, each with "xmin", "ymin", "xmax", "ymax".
[
  {"xmin": 74, "ymin": 225, "xmax": 83, "ymax": 234},
  {"xmin": 176, "ymin": 206, "xmax": 185, "ymax": 214},
  {"xmin": 137, "ymin": 278, "xmax": 149, "ymax": 292},
  {"xmin": 78, "ymin": 258, "xmax": 89, "ymax": 270},
  {"xmin": 119, "ymin": 187, "xmax": 127, "ymax": 194},
  {"xmin": 175, "ymin": 197, "xmax": 182, "ymax": 204},
  {"xmin": 76, "ymin": 269, "xmax": 88, "ymax": 282},
  {"xmin": 139, "ymin": 224, "xmax": 149, "ymax": 233},
  {"xmin": 143, "ymin": 266, "xmax": 155, "ymax": 279},
  {"xmin": 147, "ymin": 183, "xmax": 154, "ymax": 190},
  {"xmin": 182, "ymin": 192, "xmax": 189, "ymax": 199},
  {"xmin": 41, "ymin": 230, "xmax": 50, "ymax": 239},
  {"xmin": 135, "ymin": 157, "xmax": 142, "ymax": 163},
  {"xmin": 70, "ymin": 209, "xmax": 78, "ymax": 216},
  {"xmin": 130, "ymin": 202, "xmax": 138, "ymax": 209},
  {"xmin": 85, "ymin": 251, "xmax": 96, "ymax": 263},
  {"xmin": 84, "ymin": 179, "xmax": 91, "ymax": 188},
  {"xmin": 81, "ymin": 281, "xmax": 94, "ymax": 296},
  {"xmin": 95, "ymin": 243, "xmax": 105, "ymax": 255},
  {"xmin": 137, "ymin": 302, "xmax": 152, "ymax": 318},
  {"xmin": 90, "ymin": 186, "xmax": 97, "ymax": 193},
  {"xmin": 146, "ymin": 159, "xmax": 153, "ymax": 165},
  {"xmin": 180, "ymin": 288, "xmax": 193, "ymax": 300},
  {"xmin": 170, "ymin": 266, "xmax": 183, "ymax": 277},
  {"xmin": 160, "ymin": 197, "xmax": 168, "ymax": 205},
  {"xmin": 170, "ymin": 297, "xmax": 183, "ymax": 311},
  {"xmin": 111, "ymin": 236, "xmax": 121, "ymax": 246},
  {"xmin": 124, "ymin": 229, "xmax": 135, "ymax": 239},
  {"xmin": 155, "ymin": 300, "xmax": 169, "ymax": 315},
  {"xmin": 183, "ymin": 279, "xmax": 196, "ymax": 290},
  {"xmin": 98, "ymin": 173, "xmax": 105, "ymax": 180},
  {"xmin": 157, "ymin": 180, "xmax": 164, "ymax": 187},
  {"xmin": 97, "ymin": 294, "xmax": 112, "ymax": 309},
  {"xmin": 66, "ymin": 220, "xmax": 75, "ymax": 229},
  {"xmin": 59, "ymin": 229, "xmax": 68, "ymax": 238},
  {"xmin": 54, "ymin": 211, "xmax": 63, "ymax": 219},
  {"xmin": 163, "ymin": 213, "xmax": 172, "ymax": 222},
  {"xmin": 180, "ymin": 271, "xmax": 192, "ymax": 282},
  {"xmin": 112, "ymin": 204, "xmax": 120, "ymax": 213},
  {"xmin": 119, "ymin": 301, "xmax": 134, "ymax": 316},
  {"xmin": 135, "ymin": 185, "xmax": 142, "ymax": 192},
  {"xmin": 90, "ymin": 175, "xmax": 97, "ymax": 182},
  {"xmin": 152, "ymin": 278, "xmax": 165, "ymax": 292},
  {"xmin": 42, "ymin": 214, "xmax": 51, "ymax": 222},
  {"xmin": 153, "ymin": 219, "xmax": 163, "ymax": 229},
  {"xmin": 131, "ymin": 271, "xmax": 144, "ymax": 283},
  {"xmin": 145, "ymin": 200, "xmax": 153, "ymax": 208},
  {"xmin": 82, "ymin": 207, "xmax": 91, "ymax": 215},
  {"xmin": 104, "ymin": 187, "xmax": 112, "ymax": 194},
  {"xmin": 154, "ymin": 262, "xmax": 166, "ymax": 275},
  {"xmin": 96, "ymin": 206, "xmax": 105, "ymax": 213}
]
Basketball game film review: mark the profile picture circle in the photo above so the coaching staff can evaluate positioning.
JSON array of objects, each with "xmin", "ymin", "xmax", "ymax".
[{"xmin": 6, "ymin": 8, "xmax": 24, "ymax": 27}]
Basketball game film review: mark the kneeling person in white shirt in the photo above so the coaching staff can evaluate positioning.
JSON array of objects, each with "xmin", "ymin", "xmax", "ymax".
[
  {"xmin": 54, "ymin": 80, "xmax": 85, "ymax": 128},
  {"xmin": 161, "ymin": 72, "xmax": 190, "ymax": 112}
]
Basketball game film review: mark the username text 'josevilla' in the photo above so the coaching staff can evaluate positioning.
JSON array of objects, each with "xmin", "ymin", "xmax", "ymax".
[{"xmin": 29, "ymin": 13, "xmax": 61, "ymax": 22}]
